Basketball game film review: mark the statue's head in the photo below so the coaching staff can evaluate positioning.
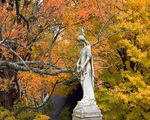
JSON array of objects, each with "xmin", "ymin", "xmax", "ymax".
[{"xmin": 77, "ymin": 35, "xmax": 89, "ymax": 45}]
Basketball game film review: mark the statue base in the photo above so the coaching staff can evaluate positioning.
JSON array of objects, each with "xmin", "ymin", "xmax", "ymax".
[{"xmin": 72, "ymin": 100, "xmax": 102, "ymax": 120}]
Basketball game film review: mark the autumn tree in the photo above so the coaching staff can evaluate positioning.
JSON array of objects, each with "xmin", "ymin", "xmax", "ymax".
[
  {"xmin": 2, "ymin": 0, "xmax": 146, "ymax": 119},
  {"xmin": 0, "ymin": 0, "xmax": 119, "ymax": 119},
  {"xmin": 96, "ymin": 0, "xmax": 150, "ymax": 119}
]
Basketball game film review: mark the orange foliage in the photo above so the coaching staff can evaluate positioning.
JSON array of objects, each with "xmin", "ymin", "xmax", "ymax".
[{"xmin": 0, "ymin": 0, "xmax": 120, "ymax": 105}]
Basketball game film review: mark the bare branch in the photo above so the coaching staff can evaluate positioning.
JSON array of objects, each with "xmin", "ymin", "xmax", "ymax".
[
  {"xmin": 0, "ymin": 61, "xmax": 75, "ymax": 76},
  {"xmin": 9, "ymin": 47, "xmax": 32, "ymax": 72},
  {"xmin": 14, "ymin": 78, "xmax": 79, "ymax": 115},
  {"xmin": 16, "ymin": 61, "xmax": 64, "ymax": 70},
  {"xmin": 0, "ymin": 40, "xmax": 5, "ymax": 45},
  {"xmin": 15, "ymin": 0, "xmax": 29, "ymax": 29},
  {"xmin": 48, "ymin": 26, "xmax": 64, "ymax": 63},
  {"xmin": 92, "ymin": 14, "xmax": 116, "ymax": 47},
  {"xmin": 14, "ymin": 80, "xmax": 59, "ymax": 115},
  {"xmin": 0, "ymin": 40, "xmax": 32, "ymax": 72},
  {"xmin": 0, "ymin": 27, "xmax": 2, "ymax": 41}
]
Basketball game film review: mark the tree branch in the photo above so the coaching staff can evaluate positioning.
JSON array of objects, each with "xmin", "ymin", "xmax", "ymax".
[
  {"xmin": 15, "ymin": 0, "xmax": 29, "ymax": 29},
  {"xmin": 0, "ymin": 27, "xmax": 2, "ymax": 41},
  {"xmin": 14, "ymin": 80, "xmax": 59, "ymax": 115},
  {"xmin": 0, "ymin": 61, "xmax": 75, "ymax": 76},
  {"xmin": 92, "ymin": 14, "xmax": 116, "ymax": 47},
  {"xmin": 9, "ymin": 47, "xmax": 32, "ymax": 72},
  {"xmin": 14, "ymin": 78, "xmax": 79, "ymax": 115}
]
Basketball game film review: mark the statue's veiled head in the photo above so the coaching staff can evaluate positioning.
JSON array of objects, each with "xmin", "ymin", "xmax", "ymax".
[{"xmin": 77, "ymin": 35, "xmax": 89, "ymax": 45}]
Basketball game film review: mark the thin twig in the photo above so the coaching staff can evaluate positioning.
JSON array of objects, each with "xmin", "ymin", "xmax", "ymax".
[
  {"xmin": 92, "ymin": 14, "xmax": 116, "ymax": 47},
  {"xmin": 9, "ymin": 47, "xmax": 32, "ymax": 72}
]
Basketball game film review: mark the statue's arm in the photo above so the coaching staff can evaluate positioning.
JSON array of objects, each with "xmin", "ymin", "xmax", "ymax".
[
  {"xmin": 81, "ymin": 56, "xmax": 90, "ymax": 70},
  {"xmin": 81, "ymin": 45, "xmax": 92, "ymax": 70},
  {"xmin": 77, "ymin": 56, "xmax": 81, "ymax": 66},
  {"xmin": 76, "ymin": 57, "xmax": 81, "ymax": 72}
]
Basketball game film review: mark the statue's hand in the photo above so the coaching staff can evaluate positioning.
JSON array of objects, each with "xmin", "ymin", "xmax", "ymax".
[
  {"xmin": 77, "ymin": 65, "xmax": 83, "ymax": 72},
  {"xmin": 80, "ymin": 65, "xmax": 84, "ymax": 71},
  {"xmin": 77, "ymin": 64, "xmax": 81, "ymax": 73},
  {"xmin": 77, "ymin": 69, "xmax": 80, "ymax": 73}
]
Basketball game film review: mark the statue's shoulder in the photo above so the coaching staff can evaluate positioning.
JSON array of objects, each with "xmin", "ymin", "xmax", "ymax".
[{"xmin": 85, "ymin": 45, "xmax": 91, "ymax": 50}]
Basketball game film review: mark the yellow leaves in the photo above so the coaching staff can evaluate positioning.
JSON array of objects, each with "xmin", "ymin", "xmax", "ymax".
[
  {"xmin": 117, "ymin": 93, "xmax": 129, "ymax": 104},
  {"xmin": 30, "ymin": 36, "xmax": 51, "ymax": 61},
  {"xmin": 0, "ymin": 6, "xmax": 26, "ymax": 40},
  {"xmin": 22, "ymin": 97, "xmax": 30, "ymax": 106},
  {"xmin": 83, "ymin": 21, "xmax": 94, "ymax": 31},
  {"xmin": 0, "ymin": 77, "xmax": 13, "ymax": 91},
  {"xmin": 96, "ymin": 0, "xmax": 150, "ymax": 119},
  {"xmin": 54, "ymin": 81, "xmax": 78, "ymax": 96},
  {"xmin": 137, "ymin": 33, "xmax": 150, "ymax": 47},
  {"xmin": 127, "ymin": 45, "xmax": 147, "ymax": 63},
  {"xmin": 128, "ymin": 75, "xmax": 145, "ymax": 87},
  {"xmin": 16, "ymin": 110, "xmax": 50, "ymax": 120},
  {"xmin": 117, "ymin": 39, "xmax": 130, "ymax": 48},
  {"xmin": 0, "ymin": 45, "xmax": 13, "ymax": 60},
  {"xmin": 117, "ymin": 39, "xmax": 148, "ymax": 63},
  {"xmin": 137, "ymin": 86, "xmax": 150, "ymax": 101},
  {"xmin": 34, "ymin": 114, "xmax": 50, "ymax": 120},
  {"xmin": 125, "ymin": 0, "xmax": 150, "ymax": 11},
  {"xmin": 0, "ymin": 107, "xmax": 16, "ymax": 120},
  {"xmin": 119, "ymin": 20, "xmax": 144, "ymax": 31},
  {"xmin": 122, "ymin": 71, "xmax": 146, "ymax": 87},
  {"xmin": 4, "ymin": 116, "xmax": 16, "ymax": 120},
  {"xmin": 114, "ymin": 0, "xmax": 150, "ymax": 66},
  {"xmin": 51, "ymin": 38, "xmax": 79, "ymax": 68},
  {"xmin": 116, "ymin": 0, "xmax": 149, "ymax": 32}
]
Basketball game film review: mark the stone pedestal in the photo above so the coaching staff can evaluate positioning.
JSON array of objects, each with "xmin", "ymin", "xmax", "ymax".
[{"xmin": 72, "ymin": 101, "xmax": 102, "ymax": 120}]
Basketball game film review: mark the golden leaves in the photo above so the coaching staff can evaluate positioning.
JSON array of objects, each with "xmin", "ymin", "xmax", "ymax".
[
  {"xmin": 19, "ymin": 72, "xmax": 53, "ymax": 102},
  {"xmin": 0, "ymin": 77, "xmax": 12, "ymax": 91},
  {"xmin": 33, "ymin": 114, "xmax": 50, "ymax": 120},
  {"xmin": 0, "ymin": 45, "xmax": 13, "ymax": 60},
  {"xmin": 122, "ymin": 71, "xmax": 146, "ymax": 87}
]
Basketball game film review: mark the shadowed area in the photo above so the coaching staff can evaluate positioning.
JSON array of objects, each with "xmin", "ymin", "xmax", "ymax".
[{"xmin": 50, "ymin": 83, "xmax": 83, "ymax": 120}]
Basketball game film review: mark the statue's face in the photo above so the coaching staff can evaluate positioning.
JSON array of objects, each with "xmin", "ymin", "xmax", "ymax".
[
  {"xmin": 77, "ymin": 35, "xmax": 86, "ymax": 46},
  {"xmin": 77, "ymin": 39, "xmax": 85, "ymax": 46}
]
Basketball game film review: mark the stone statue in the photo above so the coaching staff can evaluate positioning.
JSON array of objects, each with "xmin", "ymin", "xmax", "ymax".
[
  {"xmin": 72, "ymin": 35, "xmax": 102, "ymax": 120},
  {"xmin": 76, "ymin": 35, "xmax": 95, "ymax": 104}
]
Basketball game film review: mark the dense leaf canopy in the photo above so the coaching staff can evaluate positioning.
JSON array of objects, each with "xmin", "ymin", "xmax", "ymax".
[{"xmin": 0, "ymin": 0, "xmax": 149, "ymax": 119}]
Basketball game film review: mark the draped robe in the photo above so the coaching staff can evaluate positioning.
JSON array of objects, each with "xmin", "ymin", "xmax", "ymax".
[{"xmin": 77, "ymin": 45, "xmax": 95, "ymax": 101}]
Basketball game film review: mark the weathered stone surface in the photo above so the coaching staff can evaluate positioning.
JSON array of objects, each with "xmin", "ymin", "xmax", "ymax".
[
  {"xmin": 72, "ymin": 101, "xmax": 102, "ymax": 120},
  {"xmin": 73, "ymin": 117, "xmax": 101, "ymax": 120}
]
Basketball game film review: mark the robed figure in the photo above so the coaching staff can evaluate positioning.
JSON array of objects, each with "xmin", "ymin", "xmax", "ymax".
[
  {"xmin": 76, "ymin": 35, "xmax": 95, "ymax": 103},
  {"xmin": 72, "ymin": 35, "xmax": 102, "ymax": 120}
]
